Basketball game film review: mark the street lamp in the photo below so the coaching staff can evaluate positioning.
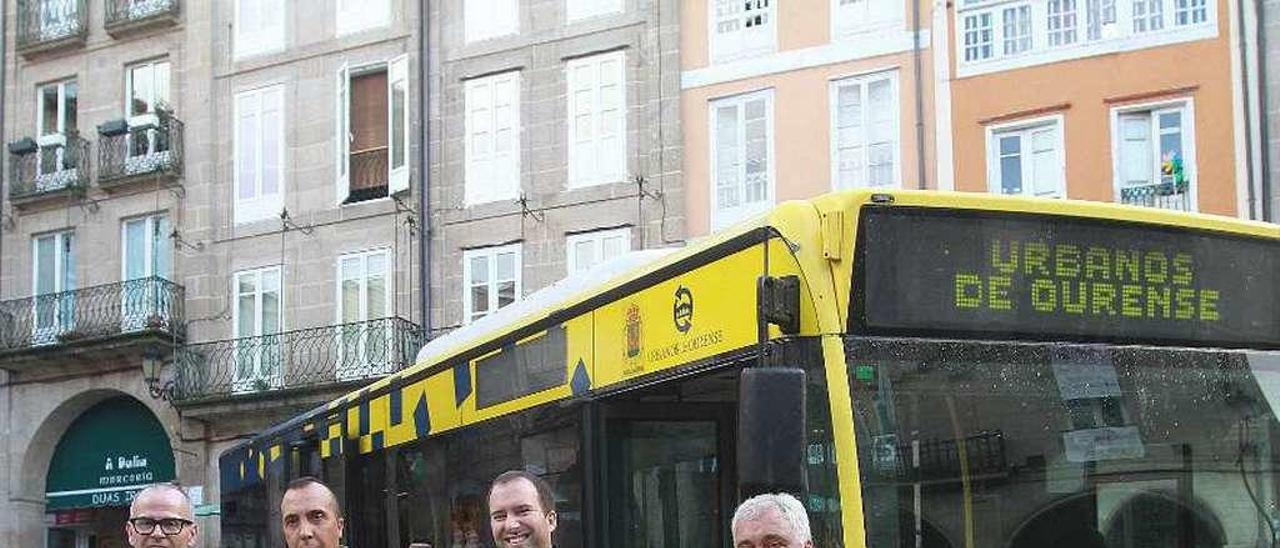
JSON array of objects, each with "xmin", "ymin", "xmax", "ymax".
[{"xmin": 142, "ymin": 344, "xmax": 173, "ymax": 401}]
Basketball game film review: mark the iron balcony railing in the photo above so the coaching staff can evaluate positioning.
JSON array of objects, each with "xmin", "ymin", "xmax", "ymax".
[
  {"xmin": 344, "ymin": 147, "xmax": 389, "ymax": 203},
  {"xmin": 99, "ymin": 114, "xmax": 185, "ymax": 185},
  {"xmin": 173, "ymin": 317, "xmax": 424, "ymax": 403},
  {"xmin": 105, "ymin": 0, "xmax": 179, "ymax": 30},
  {"xmin": 9, "ymin": 135, "xmax": 92, "ymax": 202},
  {"xmin": 1120, "ymin": 179, "xmax": 1192, "ymax": 211},
  {"xmin": 0, "ymin": 277, "xmax": 185, "ymax": 353},
  {"xmin": 16, "ymin": 0, "xmax": 88, "ymax": 53},
  {"xmin": 871, "ymin": 430, "xmax": 1008, "ymax": 482}
]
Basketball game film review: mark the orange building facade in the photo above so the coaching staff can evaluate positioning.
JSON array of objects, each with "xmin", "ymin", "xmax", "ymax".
[
  {"xmin": 682, "ymin": 0, "xmax": 1257, "ymax": 237},
  {"xmin": 945, "ymin": 0, "xmax": 1248, "ymax": 216},
  {"xmin": 680, "ymin": 0, "xmax": 940, "ymax": 237}
]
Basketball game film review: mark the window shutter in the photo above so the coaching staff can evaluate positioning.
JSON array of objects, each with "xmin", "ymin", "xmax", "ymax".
[
  {"xmin": 336, "ymin": 63, "xmax": 350, "ymax": 204},
  {"xmin": 388, "ymin": 55, "xmax": 410, "ymax": 195}
]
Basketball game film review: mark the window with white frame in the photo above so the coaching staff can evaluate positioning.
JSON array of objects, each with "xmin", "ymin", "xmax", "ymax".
[
  {"xmin": 1047, "ymin": 0, "xmax": 1079, "ymax": 46},
  {"xmin": 567, "ymin": 0, "xmax": 623, "ymax": 22},
  {"xmin": 335, "ymin": 56, "xmax": 411, "ymax": 205},
  {"xmin": 35, "ymin": 79, "xmax": 78, "ymax": 177},
  {"xmin": 1086, "ymin": 0, "xmax": 1118, "ymax": 40},
  {"xmin": 125, "ymin": 59, "xmax": 171, "ymax": 158},
  {"xmin": 31, "ymin": 231, "xmax": 76, "ymax": 343},
  {"xmin": 1002, "ymin": 5, "xmax": 1032, "ymax": 55},
  {"xmin": 336, "ymin": 0, "xmax": 389, "ymax": 36},
  {"xmin": 233, "ymin": 266, "xmax": 282, "ymax": 390},
  {"xmin": 963, "ymin": 11, "xmax": 994, "ymax": 62},
  {"xmin": 711, "ymin": 89, "xmax": 773, "ymax": 230},
  {"xmin": 1114, "ymin": 103, "xmax": 1193, "ymax": 208},
  {"xmin": 831, "ymin": 71, "xmax": 899, "ymax": 190},
  {"xmin": 987, "ymin": 117, "xmax": 1065, "ymax": 198},
  {"xmin": 566, "ymin": 227, "xmax": 631, "ymax": 275},
  {"xmin": 465, "ymin": 72, "xmax": 521, "ymax": 205},
  {"xmin": 958, "ymin": 0, "xmax": 1213, "ymax": 71},
  {"xmin": 710, "ymin": 0, "xmax": 776, "ymax": 63},
  {"xmin": 234, "ymin": 0, "xmax": 285, "ymax": 59},
  {"xmin": 234, "ymin": 85, "xmax": 285, "ymax": 224},
  {"xmin": 466, "ymin": 0, "xmax": 518, "ymax": 42},
  {"xmin": 463, "ymin": 244, "xmax": 521, "ymax": 323},
  {"xmin": 121, "ymin": 214, "xmax": 172, "ymax": 330},
  {"xmin": 337, "ymin": 249, "xmax": 391, "ymax": 378},
  {"xmin": 832, "ymin": 0, "xmax": 903, "ymax": 38},
  {"xmin": 567, "ymin": 51, "xmax": 626, "ymax": 188}
]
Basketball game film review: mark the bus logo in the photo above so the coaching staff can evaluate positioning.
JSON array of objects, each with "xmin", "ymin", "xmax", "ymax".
[
  {"xmin": 673, "ymin": 286, "xmax": 694, "ymax": 333},
  {"xmin": 625, "ymin": 304, "xmax": 643, "ymax": 358}
]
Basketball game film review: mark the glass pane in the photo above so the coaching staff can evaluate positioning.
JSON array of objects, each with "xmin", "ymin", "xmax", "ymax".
[
  {"xmin": 850, "ymin": 338, "xmax": 1280, "ymax": 548},
  {"xmin": 131, "ymin": 64, "xmax": 153, "ymax": 117},
  {"xmin": 155, "ymin": 62, "xmax": 171, "ymax": 110},
  {"xmin": 154, "ymin": 216, "xmax": 172, "ymax": 279},
  {"xmin": 261, "ymin": 100, "xmax": 280, "ymax": 196},
  {"xmin": 237, "ymin": 294, "xmax": 256, "ymax": 337},
  {"xmin": 262, "ymin": 291, "xmax": 280, "ymax": 334},
  {"xmin": 574, "ymin": 240, "xmax": 594, "ymax": 273},
  {"xmin": 470, "ymin": 255, "xmax": 489, "ymax": 285},
  {"xmin": 471, "ymin": 284, "xmax": 489, "ymax": 315},
  {"xmin": 63, "ymin": 82, "xmax": 78, "ymax": 135},
  {"xmin": 496, "ymin": 252, "xmax": 515, "ymax": 280},
  {"xmin": 40, "ymin": 85, "xmax": 59, "ymax": 136},
  {"xmin": 497, "ymin": 280, "xmax": 515, "ymax": 308},
  {"xmin": 392, "ymin": 80, "xmax": 406, "ymax": 169},
  {"xmin": 341, "ymin": 257, "xmax": 361, "ymax": 281},
  {"xmin": 602, "ymin": 234, "xmax": 627, "ymax": 260},
  {"xmin": 237, "ymin": 100, "xmax": 258, "ymax": 200},
  {"xmin": 342, "ymin": 278, "xmax": 361, "ymax": 322},
  {"xmin": 36, "ymin": 237, "xmax": 55, "ymax": 295},
  {"xmin": 237, "ymin": 274, "xmax": 256, "ymax": 295},
  {"xmin": 607, "ymin": 421, "xmax": 721, "ymax": 548},
  {"xmin": 262, "ymin": 269, "xmax": 280, "ymax": 292},
  {"xmin": 368, "ymin": 275, "xmax": 386, "ymax": 319},
  {"xmin": 124, "ymin": 219, "xmax": 147, "ymax": 280}
]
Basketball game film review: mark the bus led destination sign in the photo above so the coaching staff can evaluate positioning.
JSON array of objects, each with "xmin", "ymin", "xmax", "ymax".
[{"xmin": 857, "ymin": 207, "xmax": 1280, "ymax": 348}]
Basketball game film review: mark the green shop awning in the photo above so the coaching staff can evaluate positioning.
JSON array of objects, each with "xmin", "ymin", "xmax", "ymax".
[{"xmin": 45, "ymin": 397, "xmax": 175, "ymax": 510}]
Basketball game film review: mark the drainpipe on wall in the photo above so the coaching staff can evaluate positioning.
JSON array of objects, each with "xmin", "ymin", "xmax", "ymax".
[
  {"xmin": 1258, "ymin": 0, "xmax": 1273, "ymax": 222},
  {"xmin": 912, "ymin": 0, "xmax": 927, "ymax": 189},
  {"xmin": 418, "ymin": 0, "xmax": 432, "ymax": 336},
  {"xmin": 1238, "ymin": 0, "xmax": 1259, "ymax": 219}
]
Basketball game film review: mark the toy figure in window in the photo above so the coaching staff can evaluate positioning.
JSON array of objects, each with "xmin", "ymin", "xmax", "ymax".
[{"xmin": 1160, "ymin": 151, "xmax": 1186, "ymax": 194}]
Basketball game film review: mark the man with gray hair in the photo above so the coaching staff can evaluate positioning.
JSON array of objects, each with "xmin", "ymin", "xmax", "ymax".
[{"xmin": 731, "ymin": 492, "xmax": 814, "ymax": 548}]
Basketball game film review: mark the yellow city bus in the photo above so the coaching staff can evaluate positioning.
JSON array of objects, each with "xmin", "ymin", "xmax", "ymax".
[{"xmin": 219, "ymin": 190, "xmax": 1280, "ymax": 548}]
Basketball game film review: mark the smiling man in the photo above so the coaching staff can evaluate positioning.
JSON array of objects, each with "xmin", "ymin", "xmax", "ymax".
[
  {"xmin": 125, "ymin": 483, "xmax": 198, "ymax": 548},
  {"xmin": 280, "ymin": 477, "xmax": 345, "ymax": 548},
  {"xmin": 487, "ymin": 470, "xmax": 557, "ymax": 548},
  {"xmin": 731, "ymin": 493, "xmax": 815, "ymax": 548}
]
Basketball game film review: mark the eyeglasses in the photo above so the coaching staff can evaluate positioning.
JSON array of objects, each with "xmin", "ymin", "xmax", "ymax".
[{"xmin": 129, "ymin": 517, "xmax": 193, "ymax": 536}]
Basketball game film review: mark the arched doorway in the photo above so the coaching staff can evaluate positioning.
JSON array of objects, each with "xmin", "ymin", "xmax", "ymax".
[{"xmin": 43, "ymin": 396, "xmax": 175, "ymax": 548}]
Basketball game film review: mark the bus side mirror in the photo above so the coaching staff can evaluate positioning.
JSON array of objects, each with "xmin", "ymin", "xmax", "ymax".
[{"xmin": 737, "ymin": 366, "xmax": 807, "ymax": 501}]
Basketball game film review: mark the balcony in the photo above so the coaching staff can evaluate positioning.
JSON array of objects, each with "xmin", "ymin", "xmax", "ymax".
[
  {"xmin": 98, "ymin": 113, "xmax": 184, "ymax": 190},
  {"xmin": 16, "ymin": 0, "xmax": 88, "ymax": 57},
  {"xmin": 1120, "ymin": 179, "xmax": 1192, "ymax": 211},
  {"xmin": 0, "ymin": 277, "xmax": 185, "ymax": 369},
  {"xmin": 7, "ymin": 135, "xmax": 91, "ymax": 208},
  {"xmin": 105, "ymin": 0, "xmax": 180, "ymax": 37},
  {"xmin": 172, "ymin": 317, "xmax": 424, "ymax": 409},
  {"xmin": 344, "ymin": 147, "xmax": 390, "ymax": 203}
]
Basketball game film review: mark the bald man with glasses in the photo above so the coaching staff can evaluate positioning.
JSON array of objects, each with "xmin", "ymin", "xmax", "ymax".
[{"xmin": 125, "ymin": 483, "xmax": 198, "ymax": 548}]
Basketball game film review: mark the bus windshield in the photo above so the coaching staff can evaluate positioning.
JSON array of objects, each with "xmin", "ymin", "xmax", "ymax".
[{"xmin": 847, "ymin": 336, "xmax": 1280, "ymax": 548}]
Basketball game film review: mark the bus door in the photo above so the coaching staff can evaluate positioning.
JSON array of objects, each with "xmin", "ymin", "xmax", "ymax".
[{"xmin": 594, "ymin": 400, "xmax": 736, "ymax": 548}]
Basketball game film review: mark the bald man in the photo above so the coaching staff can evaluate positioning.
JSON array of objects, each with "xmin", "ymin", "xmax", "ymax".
[
  {"xmin": 280, "ymin": 476, "xmax": 345, "ymax": 548},
  {"xmin": 125, "ymin": 483, "xmax": 198, "ymax": 548}
]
